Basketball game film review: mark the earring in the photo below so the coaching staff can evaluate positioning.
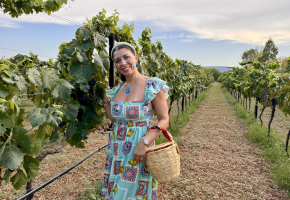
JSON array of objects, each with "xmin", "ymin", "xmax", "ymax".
[{"xmin": 136, "ymin": 63, "xmax": 138, "ymax": 68}]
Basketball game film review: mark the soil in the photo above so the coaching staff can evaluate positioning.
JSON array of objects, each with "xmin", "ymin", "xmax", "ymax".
[
  {"xmin": 1, "ymin": 84, "xmax": 289, "ymax": 199},
  {"xmin": 158, "ymin": 83, "xmax": 289, "ymax": 199}
]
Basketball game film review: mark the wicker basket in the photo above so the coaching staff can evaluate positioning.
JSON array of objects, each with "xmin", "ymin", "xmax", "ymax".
[{"xmin": 146, "ymin": 128, "xmax": 180, "ymax": 183}]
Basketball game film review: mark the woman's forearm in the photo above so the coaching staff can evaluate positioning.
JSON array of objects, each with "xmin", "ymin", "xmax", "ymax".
[{"xmin": 143, "ymin": 118, "xmax": 169, "ymax": 143}]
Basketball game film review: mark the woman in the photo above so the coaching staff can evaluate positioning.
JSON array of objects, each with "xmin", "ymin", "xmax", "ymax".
[{"xmin": 101, "ymin": 42, "xmax": 169, "ymax": 200}]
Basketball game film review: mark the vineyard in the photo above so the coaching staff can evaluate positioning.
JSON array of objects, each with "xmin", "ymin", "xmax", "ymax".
[
  {"xmin": 2, "ymin": 1, "xmax": 290, "ymax": 200},
  {"xmin": 0, "ymin": 7, "xmax": 213, "ymax": 199}
]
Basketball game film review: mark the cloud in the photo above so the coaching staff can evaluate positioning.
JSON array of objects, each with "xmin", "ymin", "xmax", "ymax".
[
  {"xmin": 1, "ymin": 0, "xmax": 290, "ymax": 45},
  {"xmin": 155, "ymin": 34, "xmax": 184, "ymax": 39},
  {"xmin": 181, "ymin": 39, "xmax": 193, "ymax": 42}
]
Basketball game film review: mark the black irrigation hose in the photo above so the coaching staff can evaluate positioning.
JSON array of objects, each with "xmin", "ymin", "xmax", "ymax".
[{"xmin": 16, "ymin": 144, "xmax": 108, "ymax": 200}]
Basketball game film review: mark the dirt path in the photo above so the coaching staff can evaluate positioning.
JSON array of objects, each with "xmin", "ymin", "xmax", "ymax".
[{"xmin": 158, "ymin": 83, "xmax": 289, "ymax": 200}]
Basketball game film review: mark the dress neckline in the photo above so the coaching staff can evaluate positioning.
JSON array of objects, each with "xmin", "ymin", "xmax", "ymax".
[{"xmin": 111, "ymin": 77, "xmax": 152, "ymax": 103}]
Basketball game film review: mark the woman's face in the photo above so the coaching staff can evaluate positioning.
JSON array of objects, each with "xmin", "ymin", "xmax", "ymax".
[{"xmin": 113, "ymin": 48, "xmax": 138, "ymax": 76}]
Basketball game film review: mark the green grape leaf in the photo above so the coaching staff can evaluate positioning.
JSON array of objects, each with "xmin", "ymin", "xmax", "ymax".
[
  {"xmin": 0, "ymin": 139, "xmax": 23, "ymax": 171},
  {"xmin": 30, "ymin": 129, "xmax": 45, "ymax": 158},
  {"xmin": 19, "ymin": 163, "xmax": 28, "ymax": 177},
  {"xmin": 93, "ymin": 53, "xmax": 103, "ymax": 68},
  {"xmin": 66, "ymin": 121, "xmax": 77, "ymax": 137},
  {"xmin": 66, "ymin": 121, "xmax": 87, "ymax": 140},
  {"xmin": 7, "ymin": 85, "xmax": 19, "ymax": 99},
  {"xmin": 44, "ymin": 124, "xmax": 53, "ymax": 136},
  {"xmin": 80, "ymin": 83, "xmax": 90, "ymax": 92},
  {"xmin": 76, "ymin": 52, "xmax": 88, "ymax": 63},
  {"xmin": 83, "ymin": 108, "xmax": 99, "ymax": 126},
  {"xmin": 100, "ymin": 51, "xmax": 110, "ymax": 70},
  {"xmin": 49, "ymin": 128, "xmax": 59, "ymax": 142},
  {"xmin": 0, "ymin": 112, "xmax": 15, "ymax": 128},
  {"xmin": 52, "ymin": 79, "xmax": 73, "ymax": 100},
  {"xmin": 69, "ymin": 61, "xmax": 97, "ymax": 82},
  {"xmin": 23, "ymin": 156, "xmax": 40, "ymax": 179},
  {"xmin": 46, "ymin": 109, "xmax": 62, "ymax": 127},
  {"xmin": 94, "ymin": 82, "xmax": 107, "ymax": 100},
  {"xmin": 0, "ymin": 126, "xmax": 6, "ymax": 136},
  {"xmin": 12, "ymin": 127, "xmax": 31, "ymax": 154},
  {"xmin": 15, "ymin": 75, "xmax": 29, "ymax": 92},
  {"xmin": 74, "ymin": 40, "xmax": 94, "ymax": 52},
  {"xmin": 42, "ymin": 69, "xmax": 59, "ymax": 90},
  {"xmin": 27, "ymin": 68, "xmax": 42, "ymax": 86},
  {"xmin": 93, "ymin": 31, "xmax": 107, "ymax": 47},
  {"xmin": 76, "ymin": 28, "xmax": 91, "ymax": 41},
  {"xmin": 3, "ymin": 169, "xmax": 12, "ymax": 183},
  {"xmin": 1, "ymin": 74, "xmax": 16, "ymax": 84},
  {"xmin": 27, "ymin": 108, "xmax": 46, "ymax": 127},
  {"xmin": 0, "ymin": 98, "xmax": 6, "ymax": 103},
  {"xmin": 60, "ymin": 100, "xmax": 79, "ymax": 121},
  {"xmin": 0, "ymin": 85, "xmax": 10, "ymax": 98},
  {"xmin": 10, "ymin": 170, "xmax": 29, "ymax": 190}
]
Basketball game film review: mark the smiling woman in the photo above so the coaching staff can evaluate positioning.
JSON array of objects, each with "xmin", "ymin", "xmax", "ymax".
[{"xmin": 100, "ymin": 42, "xmax": 169, "ymax": 199}]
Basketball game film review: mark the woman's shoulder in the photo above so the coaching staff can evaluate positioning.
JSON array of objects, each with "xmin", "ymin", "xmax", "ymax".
[
  {"xmin": 145, "ymin": 76, "xmax": 169, "ymax": 101},
  {"xmin": 106, "ymin": 82, "xmax": 123, "ymax": 100}
]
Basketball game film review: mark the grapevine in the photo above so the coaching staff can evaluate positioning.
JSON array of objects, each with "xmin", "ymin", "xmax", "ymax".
[{"xmin": 0, "ymin": 9, "xmax": 214, "ymax": 194}]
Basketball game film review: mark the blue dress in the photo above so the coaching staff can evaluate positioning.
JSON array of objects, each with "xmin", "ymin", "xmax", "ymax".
[{"xmin": 101, "ymin": 77, "xmax": 169, "ymax": 200}]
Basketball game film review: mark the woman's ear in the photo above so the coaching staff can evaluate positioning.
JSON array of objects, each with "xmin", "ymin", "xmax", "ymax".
[{"xmin": 135, "ymin": 54, "xmax": 138, "ymax": 63}]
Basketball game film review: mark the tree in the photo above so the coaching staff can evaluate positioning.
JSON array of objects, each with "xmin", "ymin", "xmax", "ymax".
[
  {"xmin": 205, "ymin": 68, "xmax": 221, "ymax": 81},
  {"xmin": 0, "ymin": 0, "xmax": 74, "ymax": 18},
  {"xmin": 258, "ymin": 38, "xmax": 278, "ymax": 63},
  {"xmin": 241, "ymin": 48, "xmax": 259, "ymax": 62}
]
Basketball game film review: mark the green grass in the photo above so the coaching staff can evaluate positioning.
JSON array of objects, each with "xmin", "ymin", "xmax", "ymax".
[
  {"xmin": 222, "ymin": 85, "xmax": 290, "ymax": 194},
  {"xmin": 156, "ymin": 88, "xmax": 208, "ymax": 145},
  {"xmin": 78, "ymin": 179, "xmax": 103, "ymax": 200}
]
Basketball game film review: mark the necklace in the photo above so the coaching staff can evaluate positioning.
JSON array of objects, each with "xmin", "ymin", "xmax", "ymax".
[{"xmin": 124, "ymin": 74, "xmax": 140, "ymax": 94}]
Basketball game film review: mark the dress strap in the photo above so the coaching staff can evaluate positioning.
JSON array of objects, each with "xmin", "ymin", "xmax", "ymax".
[{"xmin": 143, "ymin": 77, "xmax": 169, "ymax": 106}]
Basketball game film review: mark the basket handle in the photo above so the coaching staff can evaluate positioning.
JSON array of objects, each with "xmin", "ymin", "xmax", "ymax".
[{"xmin": 149, "ymin": 126, "xmax": 174, "ymax": 142}]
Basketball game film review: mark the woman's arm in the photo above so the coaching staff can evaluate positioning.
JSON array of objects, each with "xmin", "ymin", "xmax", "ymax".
[
  {"xmin": 133, "ymin": 89, "xmax": 169, "ymax": 163},
  {"xmin": 102, "ymin": 94, "xmax": 115, "ymax": 123}
]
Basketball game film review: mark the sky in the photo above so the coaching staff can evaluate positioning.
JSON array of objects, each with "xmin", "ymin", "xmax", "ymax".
[{"xmin": 0, "ymin": 0, "xmax": 290, "ymax": 67}]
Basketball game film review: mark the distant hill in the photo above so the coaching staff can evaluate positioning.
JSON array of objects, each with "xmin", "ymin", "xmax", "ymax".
[{"xmin": 204, "ymin": 66, "xmax": 232, "ymax": 72}]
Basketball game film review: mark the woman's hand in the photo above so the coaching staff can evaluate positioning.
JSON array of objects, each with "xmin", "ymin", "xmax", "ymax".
[{"xmin": 133, "ymin": 139, "xmax": 149, "ymax": 164}]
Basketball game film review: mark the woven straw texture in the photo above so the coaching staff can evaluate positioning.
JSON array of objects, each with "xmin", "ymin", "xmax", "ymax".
[{"xmin": 146, "ymin": 132, "xmax": 180, "ymax": 183}]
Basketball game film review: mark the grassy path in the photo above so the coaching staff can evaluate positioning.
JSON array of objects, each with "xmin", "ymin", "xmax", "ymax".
[{"xmin": 158, "ymin": 83, "xmax": 289, "ymax": 199}]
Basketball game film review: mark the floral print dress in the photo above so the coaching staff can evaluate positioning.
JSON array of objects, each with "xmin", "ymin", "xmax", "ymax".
[{"xmin": 101, "ymin": 77, "xmax": 169, "ymax": 200}]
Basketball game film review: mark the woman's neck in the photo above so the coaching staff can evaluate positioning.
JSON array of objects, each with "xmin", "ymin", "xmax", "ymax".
[{"xmin": 125, "ymin": 71, "xmax": 140, "ymax": 83}]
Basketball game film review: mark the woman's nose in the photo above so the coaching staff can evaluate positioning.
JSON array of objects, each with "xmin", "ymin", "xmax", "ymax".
[{"xmin": 120, "ymin": 58, "xmax": 126, "ymax": 66}]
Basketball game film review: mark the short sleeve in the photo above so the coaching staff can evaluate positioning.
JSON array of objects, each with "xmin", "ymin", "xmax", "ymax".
[
  {"xmin": 144, "ymin": 77, "xmax": 169, "ymax": 105},
  {"xmin": 106, "ymin": 82, "xmax": 123, "ymax": 101}
]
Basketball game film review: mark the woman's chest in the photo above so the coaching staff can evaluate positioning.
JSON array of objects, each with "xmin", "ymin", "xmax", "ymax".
[
  {"xmin": 111, "ymin": 102, "xmax": 154, "ymax": 121},
  {"xmin": 113, "ymin": 84, "xmax": 146, "ymax": 102}
]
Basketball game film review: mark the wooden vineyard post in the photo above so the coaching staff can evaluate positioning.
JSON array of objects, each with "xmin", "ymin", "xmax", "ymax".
[
  {"xmin": 181, "ymin": 96, "xmax": 185, "ymax": 112},
  {"xmin": 109, "ymin": 34, "xmax": 115, "ymax": 88},
  {"xmin": 195, "ymin": 89, "xmax": 198, "ymax": 99},
  {"xmin": 254, "ymin": 98, "xmax": 258, "ymax": 119}
]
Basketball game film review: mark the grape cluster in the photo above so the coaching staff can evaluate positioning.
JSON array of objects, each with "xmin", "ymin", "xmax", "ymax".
[
  {"xmin": 88, "ymin": 79, "xmax": 96, "ymax": 89},
  {"xmin": 58, "ymin": 121, "xmax": 67, "ymax": 128},
  {"xmin": 77, "ymin": 96, "xmax": 93, "ymax": 105},
  {"xmin": 272, "ymin": 98, "xmax": 277, "ymax": 106}
]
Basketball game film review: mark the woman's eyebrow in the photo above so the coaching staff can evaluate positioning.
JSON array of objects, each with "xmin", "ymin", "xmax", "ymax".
[{"xmin": 115, "ymin": 54, "xmax": 130, "ymax": 61}]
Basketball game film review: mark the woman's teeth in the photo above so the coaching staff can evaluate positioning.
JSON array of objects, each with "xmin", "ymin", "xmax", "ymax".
[{"xmin": 123, "ymin": 67, "xmax": 130, "ymax": 72}]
